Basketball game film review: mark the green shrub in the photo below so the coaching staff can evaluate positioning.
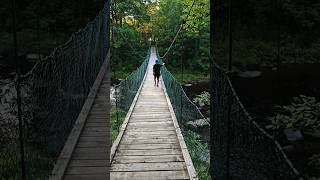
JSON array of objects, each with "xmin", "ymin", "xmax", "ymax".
[
  {"xmin": 184, "ymin": 131, "xmax": 210, "ymax": 180},
  {"xmin": 110, "ymin": 106, "xmax": 126, "ymax": 143},
  {"xmin": 193, "ymin": 91, "xmax": 210, "ymax": 107},
  {"xmin": 268, "ymin": 95, "xmax": 320, "ymax": 131}
]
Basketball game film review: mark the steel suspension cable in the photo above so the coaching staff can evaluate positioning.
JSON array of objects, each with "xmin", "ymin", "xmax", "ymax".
[{"xmin": 160, "ymin": 0, "xmax": 196, "ymax": 59}]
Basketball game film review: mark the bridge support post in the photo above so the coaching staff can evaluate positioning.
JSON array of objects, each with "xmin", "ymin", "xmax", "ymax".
[
  {"xmin": 11, "ymin": 0, "xmax": 27, "ymax": 179},
  {"xmin": 209, "ymin": 0, "xmax": 214, "ymax": 178},
  {"xmin": 228, "ymin": 0, "xmax": 233, "ymax": 72}
]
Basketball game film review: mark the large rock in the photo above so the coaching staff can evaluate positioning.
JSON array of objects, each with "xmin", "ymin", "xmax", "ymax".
[
  {"xmin": 110, "ymin": 86, "xmax": 116, "ymax": 105},
  {"xmin": 186, "ymin": 118, "xmax": 210, "ymax": 129},
  {"xmin": 283, "ymin": 129, "xmax": 303, "ymax": 142},
  {"xmin": 237, "ymin": 71, "xmax": 262, "ymax": 78},
  {"xmin": 26, "ymin": 53, "xmax": 43, "ymax": 62}
]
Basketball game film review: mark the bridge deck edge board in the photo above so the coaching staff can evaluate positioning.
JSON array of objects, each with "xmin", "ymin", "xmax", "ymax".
[
  {"xmin": 160, "ymin": 67, "xmax": 198, "ymax": 180},
  {"xmin": 110, "ymin": 51, "xmax": 150, "ymax": 163},
  {"xmin": 50, "ymin": 51, "xmax": 111, "ymax": 180}
]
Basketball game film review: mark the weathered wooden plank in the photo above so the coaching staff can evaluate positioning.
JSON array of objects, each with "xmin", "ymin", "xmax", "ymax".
[
  {"xmin": 125, "ymin": 127, "xmax": 175, "ymax": 132},
  {"xmin": 112, "ymin": 154, "xmax": 184, "ymax": 164},
  {"xmin": 86, "ymin": 115, "xmax": 109, "ymax": 119},
  {"xmin": 64, "ymin": 175, "xmax": 108, "ymax": 180},
  {"xmin": 135, "ymin": 102, "xmax": 167, "ymax": 105},
  {"xmin": 73, "ymin": 147, "xmax": 109, "ymax": 154},
  {"xmin": 130, "ymin": 114, "xmax": 172, "ymax": 118},
  {"xmin": 88, "ymin": 115, "xmax": 108, "ymax": 118},
  {"xmin": 123, "ymin": 136, "xmax": 177, "ymax": 141},
  {"xmin": 124, "ymin": 130, "xmax": 176, "ymax": 135},
  {"xmin": 85, "ymin": 122, "xmax": 109, "ymax": 127},
  {"xmin": 132, "ymin": 111, "xmax": 170, "ymax": 115},
  {"xmin": 120, "ymin": 138, "xmax": 178, "ymax": 144},
  {"xmin": 66, "ymin": 167, "xmax": 108, "ymax": 175},
  {"xmin": 128, "ymin": 121, "xmax": 173, "ymax": 125},
  {"xmin": 124, "ymin": 134, "xmax": 176, "ymax": 139},
  {"xmin": 116, "ymin": 149, "xmax": 182, "ymax": 156},
  {"xmin": 134, "ymin": 105, "xmax": 168, "ymax": 108},
  {"xmin": 129, "ymin": 118, "xmax": 172, "ymax": 122},
  {"xmin": 89, "ymin": 110, "xmax": 109, "ymax": 114},
  {"xmin": 111, "ymin": 162, "xmax": 186, "ymax": 172},
  {"xmin": 77, "ymin": 141, "xmax": 109, "ymax": 148},
  {"xmin": 127, "ymin": 121, "xmax": 172, "ymax": 126},
  {"xmin": 125, "ymin": 128, "xmax": 175, "ymax": 132},
  {"xmin": 82, "ymin": 127, "xmax": 109, "ymax": 133},
  {"xmin": 78, "ymin": 136, "xmax": 108, "ymax": 142},
  {"xmin": 72, "ymin": 153, "xmax": 108, "ymax": 160},
  {"xmin": 110, "ymin": 170, "xmax": 189, "ymax": 180},
  {"xmin": 118, "ymin": 143, "xmax": 179, "ymax": 150},
  {"xmin": 81, "ymin": 131, "xmax": 108, "ymax": 137},
  {"xmin": 68, "ymin": 160, "xmax": 108, "ymax": 167},
  {"xmin": 126, "ymin": 125, "xmax": 173, "ymax": 129}
]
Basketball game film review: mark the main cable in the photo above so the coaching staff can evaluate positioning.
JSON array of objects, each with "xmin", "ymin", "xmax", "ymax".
[{"xmin": 160, "ymin": 0, "xmax": 196, "ymax": 59}]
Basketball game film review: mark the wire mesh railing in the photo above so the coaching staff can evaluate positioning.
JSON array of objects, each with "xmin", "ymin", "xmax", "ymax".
[
  {"xmin": 156, "ymin": 50, "xmax": 210, "ymax": 179},
  {"xmin": 116, "ymin": 49, "xmax": 150, "ymax": 112},
  {"xmin": 0, "ymin": 2, "xmax": 109, "ymax": 179},
  {"xmin": 210, "ymin": 62, "xmax": 303, "ymax": 180}
]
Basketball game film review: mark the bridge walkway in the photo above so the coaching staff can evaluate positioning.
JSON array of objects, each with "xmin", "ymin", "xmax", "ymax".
[
  {"xmin": 50, "ymin": 54, "xmax": 111, "ymax": 180},
  {"xmin": 110, "ymin": 48, "xmax": 196, "ymax": 180}
]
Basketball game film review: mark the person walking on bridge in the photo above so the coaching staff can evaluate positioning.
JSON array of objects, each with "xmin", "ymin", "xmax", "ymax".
[{"xmin": 153, "ymin": 59, "xmax": 164, "ymax": 87}]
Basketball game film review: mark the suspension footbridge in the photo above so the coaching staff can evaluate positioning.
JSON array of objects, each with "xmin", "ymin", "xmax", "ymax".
[
  {"xmin": 50, "ymin": 47, "xmax": 197, "ymax": 180},
  {"xmin": 1, "ymin": 1, "xmax": 304, "ymax": 180},
  {"xmin": 110, "ymin": 47, "xmax": 196, "ymax": 179}
]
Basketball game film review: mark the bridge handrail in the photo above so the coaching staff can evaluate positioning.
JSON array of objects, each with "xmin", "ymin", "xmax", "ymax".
[
  {"xmin": 155, "ymin": 49, "xmax": 209, "ymax": 178},
  {"xmin": 111, "ymin": 48, "xmax": 151, "ymax": 162},
  {"xmin": 115, "ymin": 48, "xmax": 151, "ymax": 112},
  {"xmin": 21, "ymin": 6, "xmax": 109, "ymax": 80},
  {"xmin": 0, "ymin": 2, "xmax": 110, "ymax": 179},
  {"xmin": 211, "ymin": 62, "xmax": 303, "ymax": 179},
  {"xmin": 155, "ymin": 51, "xmax": 207, "ymax": 125}
]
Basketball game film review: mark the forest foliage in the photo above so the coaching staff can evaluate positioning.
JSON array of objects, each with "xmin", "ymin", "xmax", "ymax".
[
  {"xmin": 2, "ymin": 0, "xmax": 319, "ymax": 74},
  {"xmin": 0, "ymin": 0, "xmax": 104, "ymax": 55},
  {"xmin": 111, "ymin": 0, "xmax": 320, "ymax": 77},
  {"xmin": 214, "ymin": 0, "xmax": 320, "ymax": 69}
]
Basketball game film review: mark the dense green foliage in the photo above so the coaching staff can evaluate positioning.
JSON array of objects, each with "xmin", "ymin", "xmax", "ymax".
[
  {"xmin": 269, "ymin": 95, "xmax": 320, "ymax": 131},
  {"xmin": 110, "ymin": 0, "xmax": 153, "ymax": 77},
  {"xmin": 0, "ymin": 0, "xmax": 104, "ymax": 55},
  {"xmin": 214, "ymin": 0, "xmax": 320, "ymax": 69},
  {"xmin": 110, "ymin": 106, "xmax": 126, "ymax": 143},
  {"xmin": 153, "ymin": 0, "xmax": 210, "ymax": 76},
  {"xmin": 185, "ymin": 131, "xmax": 210, "ymax": 180}
]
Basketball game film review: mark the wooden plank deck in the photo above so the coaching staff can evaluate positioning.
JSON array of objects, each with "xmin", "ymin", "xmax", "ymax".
[
  {"xmin": 50, "ymin": 52, "xmax": 111, "ymax": 180},
  {"xmin": 110, "ymin": 47, "xmax": 197, "ymax": 180},
  {"xmin": 50, "ymin": 48, "xmax": 197, "ymax": 180}
]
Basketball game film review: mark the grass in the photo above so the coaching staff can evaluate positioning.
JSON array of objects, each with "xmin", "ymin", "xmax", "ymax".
[
  {"xmin": 0, "ymin": 146, "xmax": 54, "ymax": 179},
  {"xmin": 110, "ymin": 106, "xmax": 126, "ymax": 144},
  {"xmin": 184, "ymin": 130, "xmax": 210, "ymax": 180}
]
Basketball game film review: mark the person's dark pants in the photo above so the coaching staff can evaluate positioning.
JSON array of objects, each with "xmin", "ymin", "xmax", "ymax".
[{"xmin": 154, "ymin": 74, "xmax": 160, "ymax": 86}]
